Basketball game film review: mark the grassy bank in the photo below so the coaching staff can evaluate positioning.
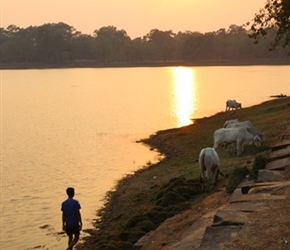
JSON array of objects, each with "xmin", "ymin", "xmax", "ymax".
[{"xmin": 77, "ymin": 97, "xmax": 290, "ymax": 250}]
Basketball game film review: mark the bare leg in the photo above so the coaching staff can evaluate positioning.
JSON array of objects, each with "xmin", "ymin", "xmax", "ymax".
[
  {"xmin": 68, "ymin": 234, "xmax": 79, "ymax": 249},
  {"xmin": 66, "ymin": 235, "xmax": 73, "ymax": 250}
]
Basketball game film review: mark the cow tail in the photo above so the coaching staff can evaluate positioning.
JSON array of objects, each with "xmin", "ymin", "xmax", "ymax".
[{"xmin": 200, "ymin": 153, "xmax": 205, "ymax": 183}]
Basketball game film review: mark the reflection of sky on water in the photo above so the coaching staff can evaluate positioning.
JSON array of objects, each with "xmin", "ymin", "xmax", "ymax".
[
  {"xmin": 171, "ymin": 67, "xmax": 196, "ymax": 127},
  {"xmin": 3, "ymin": 66, "xmax": 287, "ymax": 249}
]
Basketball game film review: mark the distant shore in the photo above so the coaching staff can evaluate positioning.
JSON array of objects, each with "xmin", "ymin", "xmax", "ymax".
[{"xmin": 1, "ymin": 58, "xmax": 289, "ymax": 70}]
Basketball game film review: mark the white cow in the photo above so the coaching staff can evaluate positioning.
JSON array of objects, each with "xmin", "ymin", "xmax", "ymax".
[
  {"xmin": 213, "ymin": 127, "xmax": 261, "ymax": 156},
  {"xmin": 223, "ymin": 119, "xmax": 240, "ymax": 128},
  {"xmin": 226, "ymin": 99, "xmax": 242, "ymax": 111},
  {"xmin": 199, "ymin": 147, "xmax": 224, "ymax": 192},
  {"xmin": 224, "ymin": 119, "xmax": 263, "ymax": 141}
]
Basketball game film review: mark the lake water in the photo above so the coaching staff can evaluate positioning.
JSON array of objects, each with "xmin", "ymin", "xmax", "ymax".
[{"xmin": 1, "ymin": 66, "xmax": 289, "ymax": 250}]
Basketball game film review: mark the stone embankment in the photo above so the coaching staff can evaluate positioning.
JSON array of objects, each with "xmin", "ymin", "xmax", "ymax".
[{"xmin": 135, "ymin": 129, "xmax": 290, "ymax": 250}]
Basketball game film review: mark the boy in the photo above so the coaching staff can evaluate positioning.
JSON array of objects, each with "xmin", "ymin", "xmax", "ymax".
[{"xmin": 61, "ymin": 187, "xmax": 82, "ymax": 250}]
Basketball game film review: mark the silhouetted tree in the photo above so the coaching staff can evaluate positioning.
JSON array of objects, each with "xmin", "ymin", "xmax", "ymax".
[
  {"xmin": 93, "ymin": 26, "xmax": 131, "ymax": 63},
  {"xmin": 33, "ymin": 22, "xmax": 76, "ymax": 63},
  {"xmin": 175, "ymin": 31, "xmax": 204, "ymax": 60},
  {"xmin": 249, "ymin": 0, "xmax": 290, "ymax": 51},
  {"xmin": 130, "ymin": 37, "xmax": 147, "ymax": 62},
  {"xmin": 145, "ymin": 29, "xmax": 176, "ymax": 61},
  {"xmin": 0, "ymin": 22, "xmax": 288, "ymax": 66},
  {"xmin": 71, "ymin": 32, "xmax": 95, "ymax": 60}
]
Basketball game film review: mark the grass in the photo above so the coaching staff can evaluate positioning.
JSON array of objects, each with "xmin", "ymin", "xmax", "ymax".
[{"xmin": 77, "ymin": 97, "xmax": 290, "ymax": 250}]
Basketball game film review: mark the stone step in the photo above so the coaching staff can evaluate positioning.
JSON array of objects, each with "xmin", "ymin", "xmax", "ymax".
[
  {"xmin": 199, "ymin": 225, "xmax": 243, "ymax": 250},
  {"xmin": 213, "ymin": 209, "xmax": 250, "ymax": 226},
  {"xmin": 266, "ymin": 157, "xmax": 290, "ymax": 170},
  {"xmin": 269, "ymin": 145, "xmax": 290, "ymax": 160},
  {"xmin": 257, "ymin": 169, "xmax": 285, "ymax": 182}
]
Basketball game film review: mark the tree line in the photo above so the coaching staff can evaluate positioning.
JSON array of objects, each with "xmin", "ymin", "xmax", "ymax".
[{"xmin": 0, "ymin": 22, "xmax": 288, "ymax": 67}]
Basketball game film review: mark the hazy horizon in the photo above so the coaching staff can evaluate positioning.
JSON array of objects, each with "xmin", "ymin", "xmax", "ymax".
[{"xmin": 1, "ymin": 0, "xmax": 266, "ymax": 39}]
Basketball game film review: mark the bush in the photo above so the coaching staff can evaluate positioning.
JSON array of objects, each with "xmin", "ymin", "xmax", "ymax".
[
  {"xmin": 250, "ymin": 154, "xmax": 269, "ymax": 179},
  {"xmin": 226, "ymin": 167, "xmax": 250, "ymax": 194}
]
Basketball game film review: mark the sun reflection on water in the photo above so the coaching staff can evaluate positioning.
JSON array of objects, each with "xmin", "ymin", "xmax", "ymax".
[{"xmin": 172, "ymin": 67, "xmax": 196, "ymax": 127}]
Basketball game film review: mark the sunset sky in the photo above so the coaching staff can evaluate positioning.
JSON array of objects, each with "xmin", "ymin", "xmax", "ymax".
[{"xmin": 1, "ymin": 0, "xmax": 266, "ymax": 38}]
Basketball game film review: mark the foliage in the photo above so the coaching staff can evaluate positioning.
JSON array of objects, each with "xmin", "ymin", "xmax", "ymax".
[
  {"xmin": 0, "ymin": 22, "xmax": 289, "ymax": 66},
  {"xmin": 249, "ymin": 0, "xmax": 290, "ymax": 51},
  {"xmin": 226, "ymin": 167, "xmax": 250, "ymax": 194},
  {"xmin": 250, "ymin": 154, "xmax": 269, "ymax": 179},
  {"xmin": 226, "ymin": 153, "xmax": 268, "ymax": 197}
]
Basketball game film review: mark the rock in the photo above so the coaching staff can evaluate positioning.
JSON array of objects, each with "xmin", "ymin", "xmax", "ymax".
[
  {"xmin": 213, "ymin": 209, "xmax": 250, "ymax": 226},
  {"xmin": 170, "ymin": 217, "xmax": 213, "ymax": 250},
  {"xmin": 257, "ymin": 169, "xmax": 284, "ymax": 182},
  {"xmin": 269, "ymin": 145, "xmax": 290, "ymax": 161},
  {"xmin": 199, "ymin": 225, "xmax": 243, "ymax": 250},
  {"xmin": 266, "ymin": 157, "xmax": 290, "ymax": 171}
]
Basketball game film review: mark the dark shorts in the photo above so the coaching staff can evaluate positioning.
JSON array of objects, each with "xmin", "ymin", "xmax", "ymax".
[{"xmin": 66, "ymin": 226, "xmax": 80, "ymax": 236}]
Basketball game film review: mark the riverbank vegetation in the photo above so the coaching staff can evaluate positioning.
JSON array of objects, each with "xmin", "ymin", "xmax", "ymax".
[
  {"xmin": 1, "ymin": 0, "xmax": 289, "ymax": 68},
  {"xmin": 76, "ymin": 97, "xmax": 290, "ymax": 249},
  {"xmin": 1, "ymin": 23, "xmax": 289, "ymax": 69}
]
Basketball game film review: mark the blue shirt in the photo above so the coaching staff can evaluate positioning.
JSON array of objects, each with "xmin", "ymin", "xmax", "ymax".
[{"xmin": 61, "ymin": 199, "xmax": 81, "ymax": 227}]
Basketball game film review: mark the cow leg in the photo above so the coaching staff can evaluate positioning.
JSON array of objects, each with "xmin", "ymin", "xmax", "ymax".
[
  {"xmin": 200, "ymin": 173, "xmax": 204, "ymax": 187},
  {"xmin": 205, "ymin": 176, "xmax": 209, "ymax": 192},
  {"xmin": 200, "ymin": 170, "xmax": 209, "ymax": 192},
  {"xmin": 237, "ymin": 142, "xmax": 242, "ymax": 156},
  {"xmin": 200, "ymin": 167, "xmax": 206, "ymax": 191},
  {"xmin": 213, "ymin": 166, "xmax": 219, "ymax": 185},
  {"xmin": 205, "ymin": 168, "xmax": 212, "ymax": 192},
  {"xmin": 241, "ymin": 143, "xmax": 245, "ymax": 152}
]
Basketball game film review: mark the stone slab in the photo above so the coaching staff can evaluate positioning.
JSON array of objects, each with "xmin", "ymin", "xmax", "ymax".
[
  {"xmin": 256, "ymin": 169, "xmax": 284, "ymax": 182},
  {"xmin": 272, "ymin": 139, "xmax": 290, "ymax": 149},
  {"xmin": 222, "ymin": 201, "xmax": 268, "ymax": 212},
  {"xmin": 213, "ymin": 209, "xmax": 250, "ymax": 226},
  {"xmin": 249, "ymin": 181, "xmax": 290, "ymax": 187},
  {"xmin": 229, "ymin": 191, "xmax": 286, "ymax": 203},
  {"xmin": 281, "ymin": 136, "xmax": 290, "ymax": 142},
  {"xmin": 266, "ymin": 157, "xmax": 290, "ymax": 170},
  {"xmin": 199, "ymin": 225, "xmax": 243, "ymax": 250},
  {"xmin": 169, "ymin": 217, "xmax": 213, "ymax": 250},
  {"xmin": 269, "ymin": 145, "xmax": 290, "ymax": 160}
]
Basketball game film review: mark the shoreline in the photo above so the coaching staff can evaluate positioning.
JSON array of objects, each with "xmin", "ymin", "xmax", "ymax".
[
  {"xmin": 1, "ymin": 58, "xmax": 289, "ymax": 70},
  {"xmin": 77, "ymin": 97, "xmax": 290, "ymax": 249}
]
